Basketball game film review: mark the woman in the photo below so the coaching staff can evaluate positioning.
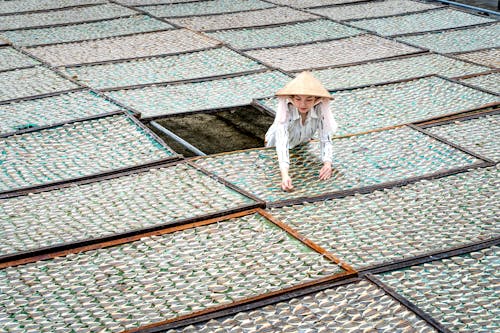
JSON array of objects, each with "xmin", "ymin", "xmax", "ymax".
[{"xmin": 265, "ymin": 71, "xmax": 337, "ymax": 192}]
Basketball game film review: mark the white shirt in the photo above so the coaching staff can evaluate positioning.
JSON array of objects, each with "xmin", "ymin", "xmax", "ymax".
[{"xmin": 265, "ymin": 101, "xmax": 334, "ymax": 170}]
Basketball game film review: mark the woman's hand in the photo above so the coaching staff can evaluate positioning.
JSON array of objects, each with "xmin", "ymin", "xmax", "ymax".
[
  {"xmin": 319, "ymin": 162, "xmax": 332, "ymax": 180},
  {"xmin": 280, "ymin": 168, "xmax": 294, "ymax": 192},
  {"xmin": 281, "ymin": 175, "xmax": 294, "ymax": 192}
]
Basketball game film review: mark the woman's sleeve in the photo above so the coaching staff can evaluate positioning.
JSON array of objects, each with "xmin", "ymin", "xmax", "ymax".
[
  {"xmin": 318, "ymin": 106, "xmax": 334, "ymax": 164},
  {"xmin": 275, "ymin": 121, "xmax": 290, "ymax": 169}
]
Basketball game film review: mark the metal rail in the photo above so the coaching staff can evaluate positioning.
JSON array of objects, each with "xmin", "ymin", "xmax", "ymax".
[{"xmin": 150, "ymin": 120, "xmax": 206, "ymax": 156}]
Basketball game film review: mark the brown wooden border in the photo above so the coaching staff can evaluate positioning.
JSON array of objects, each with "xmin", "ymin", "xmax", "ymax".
[
  {"xmin": 131, "ymin": 277, "xmax": 362, "ymax": 333},
  {"xmin": 120, "ymin": 207, "xmax": 357, "ymax": 333}
]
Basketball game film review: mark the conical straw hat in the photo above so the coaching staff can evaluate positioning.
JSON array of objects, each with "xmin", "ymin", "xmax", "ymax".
[{"xmin": 276, "ymin": 71, "xmax": 332, "ymax": 99}]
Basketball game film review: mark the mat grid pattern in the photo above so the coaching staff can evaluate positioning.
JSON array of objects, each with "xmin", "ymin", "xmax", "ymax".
[
  {"xmin": 0, "ymin": 212, "xmax": 345, "ymax": 332},
  {"xmin": 425, "ymin": 113, "xmax": 500, "ymax": 162},
  {"xmin": 193, "ymin": 126, "xmax": 481, "ymax": 204},
  {"xmin": 61, "ymin": 47, "xmax": 266, "ymax": 90},
  {"xmin": 0, "ymin": 66, "xmax": 80, "ymax": 102},
  {"xmin": 257, "ymin": 76, "xmax": 499, "ymax": 136},
  {"xmin": 0, "ymin": 47, "xmax": 40, "ymax": 71},
  {"xmin": 0, "ymin": 0, "xmax": 498, "ymax": 332},
  {"xmin": 246, "ymin": 34, "xmax": 422, "ymax": 71},
  {"xmin": 206, "ymin": 19, "xmax": 363, "ymax": 50},
  {"xmin": 349, "ymin": 8, "xmax": 495, "ymax": 37},
  {"xmin": 378, "ymin": 246, "xmax": 499, "ymax": 332},
  {"xmin": 309, "ymin": 53, "xmax": 490, "ymax": 90},
  {"xmin": 0, "ymin": 15, "xmax": 173, "ymax": 47},
  {"xmin": 0, "ymin": 90, "xmax": 121, "ymax": 136},
  {"xmin": 137, "ymin": 0, "xmax": 274, "ymax": 18},
  {"xmin": 268, "ymin": 165, "xmax": 499, "ymax": 269},
  {"xmin": 0, "ymin": 0, "xmax": 105, "ymax": 14},
  {"xmin": 24, "ymin": 30, "xmax": 220, "ymax": 67},
  {"xmin": 0, "ymin": 114, "xmax": 176, "ymax": 193},
  {"xmin": 0, "ymin": 3, "xmax": 136, "ymax": 31},
  {"xmin": 459, "ymin": 72, "xmax": 500, "ymax": 95},
  {"xmin": 167, "ymin": 7, "xmax": 319, "ymax": 31},
  {"xmin": 165, "ymin": 279, "xmax": 438, "ymax": 332},
  {"xmin": 453, "ymin": 48, "xmax": 500, "ymax": 68},
  {"xmin": 397, "ymin": 22, "xmax": 500, "ymax": 54},
  {"xmin": 307, "ymin": 0, "xmax": 440, "ymax": 21},
  {"xmin": 106, "ymin": 71, "xmax": 291, "ymax": 118},
  {"xmin": 0, "ymin": 163, "xmax": 256, "ymax": 256}
]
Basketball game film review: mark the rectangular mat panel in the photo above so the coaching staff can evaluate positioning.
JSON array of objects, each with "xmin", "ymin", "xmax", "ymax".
[
  {"xmin": 0, "ymin": 114, "xmax": 176, "ymax": 193},
  {"xmin": 0, "ymin": 47, "xmax": 39, "ymax": 71},
  {"xmin": 0, "ymin": 3, "xmax": 136, "ymax": 31},
  {"xmin": 309, "ymin": 54, "xmax": 490, "ymax": 90},
  {"xmin": 425, "ymin": 113, "xmax": 500, "ymax": 162},
  {"xmin": 62, "ymin": 47, "xmax": 266, "ymax": 90},
  {"xmin": 0, "ymin": 15, "xmax": 173, "ymax": 47},
  {"xmin": 23, "ymin": 30, "xmax": 220, "ymax": 67},
  {"xmin": 349, "ymin": 8, "xmax": 495, "ymax": 37},
  {"xmin": 163, "ymin": 279, "xmax": 437, "ymax": 332},
  {"xmin": 206, "ymin": 19, "xmax": 363, "ymax": 50},
  {"xmin": 116, "ymin": 0, "xmax": 194, "ymax": 5},
  {"xmin": 0, "ymin": 211, "xmax": 346, "ymax": 332},
  {"xmin": 0, "ymin": 66, "xmax": 80, "ymax": 102},
  {"xmin": 268, "ymin": 165, "xmax": 499, "ymax": 270},
  {"xmin": 256, "ymin": 76, "xmax": 499, "ymax": 136},
  {"xmin": 168, "ymin": 7, "xmax": 319, "ymax": 31},
  {"xmin": 0, "ymin": 163, "xmax": 256, "ymax": 257},
  {"xmin": 0, "ymin": 0, "xmax": 104, "ymax": 14},
  {"xmin": 267, "ymin": 0, "xmax": 367, "ymax": 7},
  {"xmin": 0, "ymin": 90, "xmax": 121, "ymax": 136},
  {"xmin": 192, "ymin": 126, "xmax": 482, "ymax": 205},
  {"xmin": 106, "ymin": 71, "xmax": 291, "ymax": 118},
  {"xmin": 459, "ymin": 72, "xmax": 500, "ymax": 95},
  {"xmin": 377, "ymin": 246, "xmax": 499, "ymax": 332},
  {"xmin": 137, "ymin": 0, "xmax": 274, "ymax": 18},
  {"xmin": 308, "ymin": 0, "xmax": 440, "ymax": 21},
  {"xmin": 245, "ymin": 34, "xmax": 422, "ymax": 72},
  {"xmin": 397, "ymin": 22, "xmax": 500, "ymax": 54},
  {"xmin": 453, "ymin": 48, "xmax": 500, "ymax": 68}
]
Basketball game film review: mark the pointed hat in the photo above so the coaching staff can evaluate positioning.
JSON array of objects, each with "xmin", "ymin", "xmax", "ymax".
[{"xmin": 276, "ymin": 71, "xmax": 332, "ymax": 99}]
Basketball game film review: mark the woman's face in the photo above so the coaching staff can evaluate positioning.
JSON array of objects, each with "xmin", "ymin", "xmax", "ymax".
[{"xmin": 291, "ymin": 95, "xmax": 318, "ymax": 114}]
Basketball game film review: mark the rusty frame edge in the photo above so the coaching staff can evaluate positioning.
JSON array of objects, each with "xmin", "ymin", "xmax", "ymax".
[
  {"xmin": 267, "ymin": 160, "xmax": 492, "ymax": 209},
  {"xmin": 132, "ymin": 277, "xmax": 363, "ymax": 333},
  {"xmin": 258, "ymin": 208, "xmax": 357, "ymax": 274},
  {"xmin": 359, "ymin": 237, "xmax": 500, "ymax": 275},
  {"xmin": 0, "ymin": 205, "xmax": 263, "ymax": 268},
  {"xmin": 453, "ymin": 68, "xmax": 499, "ymax": 80},
  {"xmin": 365, "ymin": 274, "xmax": 454, "ymax": 333}
]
